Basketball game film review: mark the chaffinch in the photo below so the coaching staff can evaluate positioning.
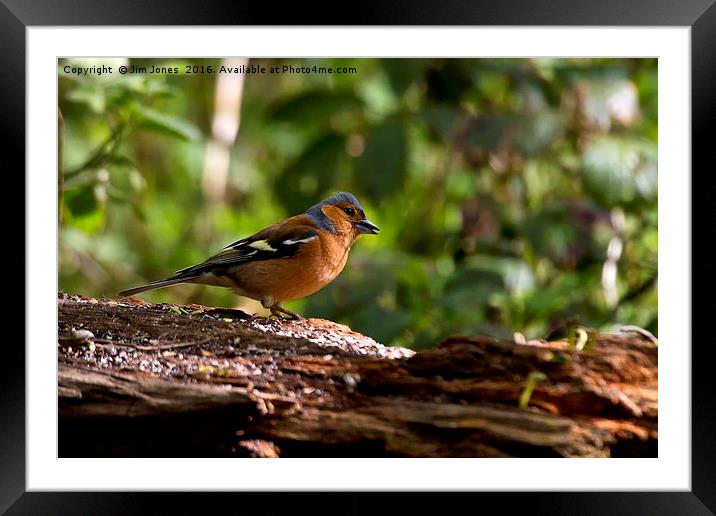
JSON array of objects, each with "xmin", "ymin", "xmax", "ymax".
[{"xmin": 119, "ymin": 192, "xmax": 380, "ymax": 319}]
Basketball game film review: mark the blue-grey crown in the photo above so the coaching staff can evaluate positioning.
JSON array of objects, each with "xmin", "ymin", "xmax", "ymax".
[{"xmin": 305, "ymin": 192, "xmax": 364, "ymax": 233}]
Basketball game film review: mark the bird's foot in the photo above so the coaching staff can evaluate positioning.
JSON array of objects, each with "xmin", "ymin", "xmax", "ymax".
[{"xmin": 269, "ymin": 305, "xmax": 303, "ymax": 321}]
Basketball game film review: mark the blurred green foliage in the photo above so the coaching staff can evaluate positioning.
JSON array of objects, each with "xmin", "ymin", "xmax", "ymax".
[{"xmin": 58, "ymin": 57, "xmax": 657, "ymax": 349}]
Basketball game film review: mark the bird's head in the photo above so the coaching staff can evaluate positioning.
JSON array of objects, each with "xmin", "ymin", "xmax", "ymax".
[{"xmin": 306, "ymin": 192, "xmax": 380, "ymax": 238}]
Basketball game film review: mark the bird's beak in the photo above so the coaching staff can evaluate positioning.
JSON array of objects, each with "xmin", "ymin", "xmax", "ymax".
[{"xmin": 355, "ymin": 219, "xmax": 380, "ymax": 235}]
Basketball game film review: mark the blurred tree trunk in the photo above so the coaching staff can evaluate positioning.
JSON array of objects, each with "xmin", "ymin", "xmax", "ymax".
[
  {"xmin": 58, "ymin": 294, "xmax": 657, "ymax": 458},
  {"xmin": 201, "ymin": 57, "xmax": 248, "ymax": 203}
]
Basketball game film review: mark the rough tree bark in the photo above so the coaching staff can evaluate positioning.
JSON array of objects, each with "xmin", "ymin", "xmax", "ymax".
[{"xmin": 57, "ymin": 293, "xmax": 657, "ymax": 458}]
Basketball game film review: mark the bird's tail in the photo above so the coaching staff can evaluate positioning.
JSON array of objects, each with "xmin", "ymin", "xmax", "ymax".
[{"xmin": 118, "ymin": 275, "xmax": 194, "ymax": 298}]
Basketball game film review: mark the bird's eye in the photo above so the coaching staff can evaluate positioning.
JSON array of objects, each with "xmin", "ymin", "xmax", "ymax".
[{"xmin": 343, "ymin": 207, "xmax": 355, "ymax": 216}]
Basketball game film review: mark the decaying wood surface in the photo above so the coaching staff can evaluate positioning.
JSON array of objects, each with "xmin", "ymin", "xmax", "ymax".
[{"xmin": 57, "ymin": 293, "xmax": 657, "ymax": 457}]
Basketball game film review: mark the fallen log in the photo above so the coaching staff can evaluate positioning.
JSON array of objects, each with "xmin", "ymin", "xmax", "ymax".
[{"xmin": 57, "ymin": 293, "xmax": 657, "ymax": 457}]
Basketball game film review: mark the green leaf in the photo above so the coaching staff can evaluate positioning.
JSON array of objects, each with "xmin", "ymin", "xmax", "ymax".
[
  {"xmin": 422, "ymin": 104, "xmax": 462, "ymax": 142},
  {"xmin": 383, "ymin": 59, "xmax": 426, "ymax": 97},
  {"xmin": 65, "ymin": 186, "xmax": 98, "ymax": 217},
  {"xmin": 135, "ymin": 107, "xmax": 202, "ymax": 141},
  {"xmin": 463, "ymin": 114, "xmax": 513, "ymax": 151},
  {"xmin": 515, "ymin": 111, "xmax": 564, "ymax": 155},
  {"xmin": 354, "ymin": 118, "xmax": 407, "ymax": 199},
  {"xmin": 66, "ymin": 85, "xmax": 105, "ymax": 113},
  {"xmin": 64, "ymin": 186, "xmax": 106, "ymax": 234},
  {"xmin": 475, "ymin": 71, "xmax": 511, "ymax": 103},
  {"xmin": 270, "ymin": 90, "xmax": 362, "ymax": 125},
  {"xmin": 107, "ymin": 186, "xmax": 146, "ymax": 222},
  {"xmin": 442, "ymin": 264, "xmax": 504, "ymax": 312},
  {"xmin": 276, "ymin": 133, "xmax": 347, "ymax": 213},
  {"xmin": 425, "ymin": 59, "xmax": 475, "ymax": 103},
  {"xmin": 582, "ymin": 136, "xmax": 657, "ymax": 207},
  {"xmin": 523, "ymin": 203, "xmax": 601, "ymax": 268}
]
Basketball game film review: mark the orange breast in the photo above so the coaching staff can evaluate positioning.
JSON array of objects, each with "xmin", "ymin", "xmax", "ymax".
[{"xmin": 226, "ymin": 232, "xmax": 352, "ymax": 303}]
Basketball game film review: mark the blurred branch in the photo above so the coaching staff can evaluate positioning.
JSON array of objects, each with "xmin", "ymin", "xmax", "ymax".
[
  {"xmin": 64, "ymin": 122, "xmax": 126, "ymax": 179},
  {"xmin": 201, "ymin": 57, "xmax": 248, "ymax": 203},
  {"xmin": 602, "ymin": 208, "xmax": 625, "ymax": 308},
  {"xmin": 619, "ymin": 274, "xmax": 657, "ymax": 304}
]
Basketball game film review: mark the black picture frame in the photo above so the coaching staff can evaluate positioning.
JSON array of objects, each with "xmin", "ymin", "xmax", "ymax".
[{"xmin": 6, "ymin": 0, "xmax": 712, "ymax": 513}]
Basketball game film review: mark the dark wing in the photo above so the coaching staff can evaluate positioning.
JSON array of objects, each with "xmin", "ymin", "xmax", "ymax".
[{"xmin": 174, "ymin": 223, "xmax": 318, "ymax": 276}]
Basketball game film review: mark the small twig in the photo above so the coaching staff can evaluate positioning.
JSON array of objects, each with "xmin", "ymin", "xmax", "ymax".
[
  {"xmin": 619, "ymin": 274, "xmax": 657, "ymax": 304},
  {"xmin": 519, "ymin": 371, "xmax": 548, "ymax": 409},
  {"xmin": 617, "ymin": 325, "xmax": 658, "ymax": 345},
  {"xmin": 64, "ymin": 122, "xmax": 126, "ymax": 178}
]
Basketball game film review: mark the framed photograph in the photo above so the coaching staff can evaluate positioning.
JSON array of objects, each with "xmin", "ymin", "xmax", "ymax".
[{"xmin": 7, "ymin": 0, "xmax": 712, "ymax": 513}]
